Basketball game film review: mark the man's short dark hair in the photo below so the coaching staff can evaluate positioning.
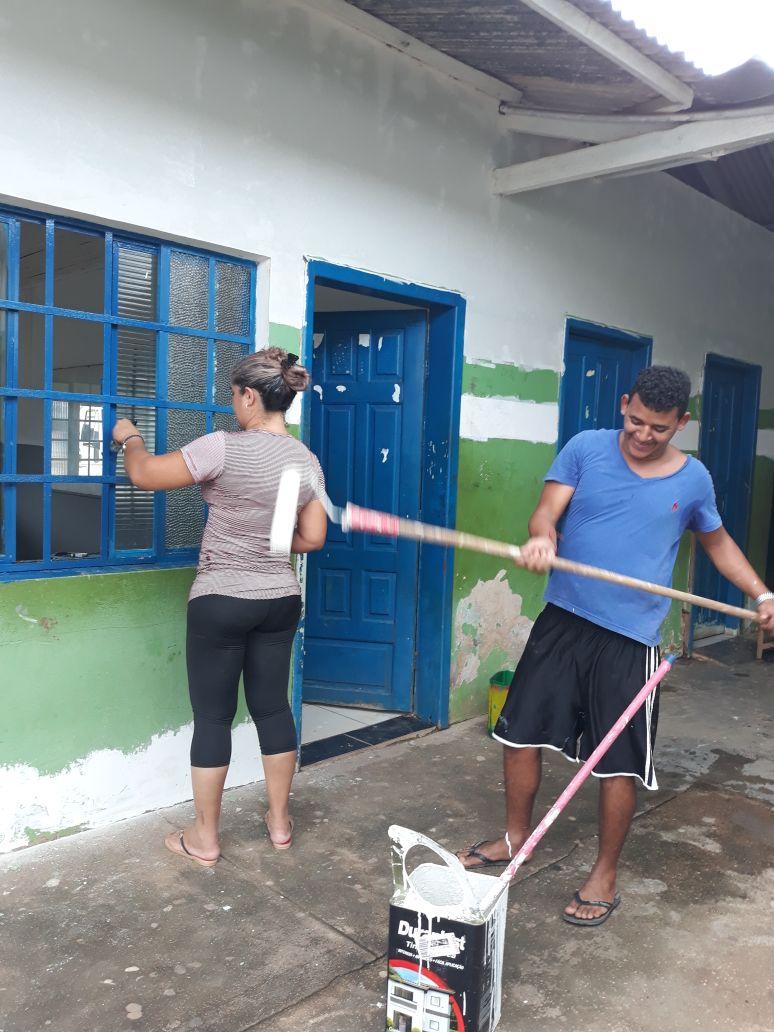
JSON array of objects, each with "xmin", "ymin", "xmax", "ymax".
[{"xmin": 629, "ymin": 366, "xmax": 691, "ymax": 418}]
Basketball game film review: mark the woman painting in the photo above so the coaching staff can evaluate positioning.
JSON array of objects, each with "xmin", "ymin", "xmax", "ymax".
[{"xmin": 111, "ymin": 348, "xmax": 326, "ymax": 866}]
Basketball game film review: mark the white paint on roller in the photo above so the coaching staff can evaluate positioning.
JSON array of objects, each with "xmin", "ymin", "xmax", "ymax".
[
  {"xmin": 312, "ymin": 332, "xmax": 325, "ymax": 349},
  {"xmin": 392, "ymin": 383, "xmax": 401, "ymax": 403},
  {"xmin": 0, "ymin": 720, "xmax": 265, "ymax": 854},
  {"xmin": 358, "ymin": 333, "xmax": 370, "ymax": 347},
  {"xmin": 336, "ymin": 384, "xmax": 346, "ymax": 392},
  {"xmin": 285, "ymin": 393, "xmax": 302, "ymax": 425},
  {"xmin": 757, "ymin": 428, "xmax": 774, "ymax": 460},
  {"xmin": 269, "ymin": 467, "xmax": 301, "ymax": 554},
  {"xmin": 459, "ymin": 394, "xmax": 559, "ymax": 444},
  {"xmin": 313, "ymin": 384, "xmax": 323, "ymax": 399},
  {"xmin": 381, "ymin": 448, "xmax": 389, "ymax": 463}
]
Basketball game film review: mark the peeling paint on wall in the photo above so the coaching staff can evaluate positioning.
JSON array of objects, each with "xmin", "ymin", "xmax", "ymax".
[{"xmin": 452, "ymin": 570, "xmax": 533, "ymax": 691}]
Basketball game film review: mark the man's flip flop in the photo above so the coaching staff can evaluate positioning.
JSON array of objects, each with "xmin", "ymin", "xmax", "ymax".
[
  {"xmin": 562, "ymin": 891, "xmax": 621, "ymax": 927},
  {"xmin": 460, "ymin": 837, "xmax": 516, "ymax": 871},
  {"xmin": 264, "ymin": 813, "xmax": 294, "ymax": 851},
  {"xmin": 164, "ymin": 831, "xmax": 219, "ymax": 868}
]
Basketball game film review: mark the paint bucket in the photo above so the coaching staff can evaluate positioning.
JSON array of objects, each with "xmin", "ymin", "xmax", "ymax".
[
  {"xmin": 386, "ymin": 825, "xmax": 508, "ymax": 1032},
  {"xmin": 487, "ymin": 671, "xmax": 513, "ymax": 737}
]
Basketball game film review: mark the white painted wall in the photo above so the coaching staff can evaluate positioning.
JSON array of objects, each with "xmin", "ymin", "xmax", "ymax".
[
  {"xmin": 1, "ymin": 0, "xmax": 772, "ymax": 408},
  {"xmin": 2, "ymin": 0, "xmax": 774, "ymax": 849}
]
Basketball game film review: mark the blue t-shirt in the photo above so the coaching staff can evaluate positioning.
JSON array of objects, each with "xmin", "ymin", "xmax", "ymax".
[{"xmin": 544, "ymin": 429, "xmax": 722, "ymax": 646}]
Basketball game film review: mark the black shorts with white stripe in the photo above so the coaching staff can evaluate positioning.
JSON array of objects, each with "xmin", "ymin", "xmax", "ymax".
[{"xmin": 493, "ymin": 603, "xmax": 661, "ymax": 790}]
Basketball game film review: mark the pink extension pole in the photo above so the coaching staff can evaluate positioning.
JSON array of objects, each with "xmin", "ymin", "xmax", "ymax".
[{"xmin": 477, "ymin": 655, "xmax": 676, "ymax": 908}]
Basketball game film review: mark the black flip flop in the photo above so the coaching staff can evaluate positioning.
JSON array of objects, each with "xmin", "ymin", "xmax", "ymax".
[
  {"xmin": 458, "ymin": 839, "xmax": 510, "ymax": 869},
  {"xmin": 562, "ymin": 891, "xmax": 621, "ymax": 927}
]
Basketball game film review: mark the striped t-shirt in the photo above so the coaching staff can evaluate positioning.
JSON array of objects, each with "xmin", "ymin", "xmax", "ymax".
[{"xmin": 180, "ymin": 428, "xmax": 325, "ymax": 601}]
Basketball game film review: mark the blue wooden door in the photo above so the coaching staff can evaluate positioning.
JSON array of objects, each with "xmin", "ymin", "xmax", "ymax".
[
  {"xmin": 559, "ymin": 321, "xmax": 652, "ymax": 448},
  {"xmin": 304, "ymin": 310, "xmax": 426, "ymax": 710},
  {"xmin": 694, "ymin": 355, "xmax": 761, "ymax": 631}
]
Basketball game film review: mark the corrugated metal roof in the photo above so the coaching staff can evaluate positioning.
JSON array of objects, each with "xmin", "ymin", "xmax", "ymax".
[
  {"xmin": 346, "ymin": 0, "xmax": 687, "ymax": 111},
  {"xmin": 344, "ymin": 0, "xmax": 774, "ymax": 229},
  {"xmin": 671, "ymin": 142, "xmax": 774, "ymax": 231}
]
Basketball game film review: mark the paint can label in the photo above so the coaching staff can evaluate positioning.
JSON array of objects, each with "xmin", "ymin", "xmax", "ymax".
[{"xmin": 385, "ymin": 893, "xmax": 507, "ymax": 1032}]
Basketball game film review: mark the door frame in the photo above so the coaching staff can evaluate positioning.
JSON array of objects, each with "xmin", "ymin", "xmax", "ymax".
[
  {"xmin": 691, "ymin": 352, "xmax": 761, "ymax": 634},
  {"xmin": 292, "ymin": 260, "xmax": 466, "ymax": 742},
  {"xmin": 558, "ymin": 317, "xmax": 653, "ymax": 449}
]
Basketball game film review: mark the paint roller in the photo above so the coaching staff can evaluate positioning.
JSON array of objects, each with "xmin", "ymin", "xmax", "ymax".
[{"xmin": 269, "ymin": 469, "xmax": 760, "ymax": 623}]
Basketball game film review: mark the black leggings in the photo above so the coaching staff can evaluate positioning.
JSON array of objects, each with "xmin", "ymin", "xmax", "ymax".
[{"xmin": 186, "ymin": 593, "xmax": 302, "ymax": 767}]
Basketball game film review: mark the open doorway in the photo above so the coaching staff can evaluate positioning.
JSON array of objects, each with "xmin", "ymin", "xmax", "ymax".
[{"xmin": 295, "ymin": 264, "xmax": 465, "ymax": 764}]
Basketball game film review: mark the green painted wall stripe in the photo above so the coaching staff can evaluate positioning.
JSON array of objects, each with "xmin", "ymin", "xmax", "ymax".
[
  {"xmin": 0, "ymin": 569, "xmax": 251, "ymax": 774},
  {"xmin": 462, "ymin": 362, "xmax": 559, "ymax": 404},
  {"xmin": 759, "ymin": 408, "xmax": 774, "ymax": 431},
  {"xmin": 268, "ymin": 322, "xmax": 302, "ymax": 351}
]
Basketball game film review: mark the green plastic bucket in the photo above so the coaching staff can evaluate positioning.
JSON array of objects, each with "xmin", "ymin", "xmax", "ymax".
[{"xmin": 487, "ymin": 670, "xmax": 514, "ymax": 737}]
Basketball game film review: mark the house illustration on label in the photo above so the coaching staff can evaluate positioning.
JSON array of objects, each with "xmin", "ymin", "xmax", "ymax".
[{"xmin": 387, "ymin": 964, "xmax": 456, "ymax": 1032}]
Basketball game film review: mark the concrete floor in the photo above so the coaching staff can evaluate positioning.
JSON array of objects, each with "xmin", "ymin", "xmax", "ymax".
[{"xmin": 1, "ymin": 639, "xmax": 772, "ymax": 1032}]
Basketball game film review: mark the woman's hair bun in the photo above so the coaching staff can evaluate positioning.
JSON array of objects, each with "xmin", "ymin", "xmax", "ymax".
[{"xmin": 231, "ymin": 347, "xmax": 311, "ymax": 413}]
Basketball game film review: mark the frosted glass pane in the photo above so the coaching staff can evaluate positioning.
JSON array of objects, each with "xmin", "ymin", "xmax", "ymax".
[
  {"xmin": 54, "ymin": 228, "xmax": 104, "ymax": 313},
  {"xmin": 213, "ymin": 410, "xmax": 238, "ymax": 434},
  {"xmin": 115, "ymin": 405, "xmax": 155, "ymax": 477},
  {"xmin": 214, "ymin": 341, "xmax": 246, "ymax": 405},
  {"xmin": 165, "ymin": 485, "xmax": 205, "ymax": 549},
  {"xmin": 168, "ymin": 334, "xmax": 207, "ymax": 404},
  {"xmin": 169, "ymin": 251, "xmax": 208, "ymax": 330},
  {"xmin": 117, "ymin": 245, "xmax": 157, "ymax": 320},
  {"xmin": 117, "ymin": 327, "xmax": 156, "ymax": 398},
  {"xmin": 166, "ymin": 409, "xmax": 207, "ymax": 549},
  {"xmin": 167, "ymin": 408, "xmax": 207, "ymax": 453},
  {"xmin": 215, "ymin": 262, "xmax": 250, "ymax": 336},
  {"xmin": 115, "ymin": 483, "xmax": 153, "ymax": 551}
]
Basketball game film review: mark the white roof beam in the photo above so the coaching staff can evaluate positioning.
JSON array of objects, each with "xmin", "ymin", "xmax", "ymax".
[
  {"xmin": 498, "ymin": 103, "xmax": 774, "ymax": 144},
  {"xmin": 518, "ymin": 0, "xmax": 694, "ymax": 111},
  {"xmin": 492, "ymin": 114, "xmax": 774, "ymax": 195},
  {"xmin": 295, "ymin": 0, "xmax": 523, "ymax": 105}
]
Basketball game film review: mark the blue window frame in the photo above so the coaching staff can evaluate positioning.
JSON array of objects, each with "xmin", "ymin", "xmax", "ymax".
[{"xmin": 0, "ymin": 206, "xmax": 256, "ymax": 579}]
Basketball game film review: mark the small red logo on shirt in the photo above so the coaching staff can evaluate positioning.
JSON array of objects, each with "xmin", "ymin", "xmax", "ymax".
[{"xmin": 672, "ymin": 501, "xmax": 679, "ymax": 512}]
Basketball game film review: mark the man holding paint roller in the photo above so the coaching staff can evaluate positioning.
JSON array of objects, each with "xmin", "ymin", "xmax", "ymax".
[{"xmin": 458, "ymin": 365, "xmax": 774, "ymax": 926}]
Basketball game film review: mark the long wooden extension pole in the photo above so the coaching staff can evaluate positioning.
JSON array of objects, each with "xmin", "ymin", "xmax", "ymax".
[{"xmin": 343, "ymin": 504, "xmax": 759, "ymax": 624}]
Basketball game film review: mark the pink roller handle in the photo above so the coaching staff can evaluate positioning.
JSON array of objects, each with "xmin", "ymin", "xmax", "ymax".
[{"xmin": 493, "ymin": 656, "xmax": 676, "ymax": 893}]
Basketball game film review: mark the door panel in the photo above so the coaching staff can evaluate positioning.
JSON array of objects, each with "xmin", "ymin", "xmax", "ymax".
[
  {"xmin": 694, "ymin": 356, "xmax": 760, "ymax": 631},
  {"xmin": 304, "ymin": 310, "xmax": 426, "ymax": 710},
  {"xmin": 559, "ymin": 323, "xmax": 651, "ymax": 448}
]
